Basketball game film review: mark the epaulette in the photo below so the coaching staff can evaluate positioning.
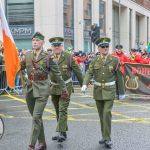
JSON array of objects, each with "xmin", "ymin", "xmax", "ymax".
[
  {"xmin": 43, "ymin": 51, "xmax": 48, "ymax": 54},
  {"xmin": 111, "ymin": 55, "xmax": 118, "ymax": 59},
  {"xmin": 93, "ymin": 55, "xmax": 100, "ymax": 61}
]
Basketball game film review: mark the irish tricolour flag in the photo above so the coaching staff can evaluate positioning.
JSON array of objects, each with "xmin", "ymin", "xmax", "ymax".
[{"xmin": 0, "ymin": 2, "xmax": 20, "ymax": 88}]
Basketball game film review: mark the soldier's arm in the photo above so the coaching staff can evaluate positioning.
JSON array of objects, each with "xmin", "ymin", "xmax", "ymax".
[
  {"xmin": 83, "ymin": 60, "xmax": 94, "ymax": 85},
  {"xmin": 49, "ymin": 57, "xmax": 66, "ymax": 90},
  {"xmin": 115, "ymin": 58, "xmax": 125, "ymax": 95},
  {"xmin": 71, "ymin": 57, "xmax": 83, "ymax": 87},
  {"xmin": 20, "ymin": 54, "xmax": 26, "ymax": 70}
]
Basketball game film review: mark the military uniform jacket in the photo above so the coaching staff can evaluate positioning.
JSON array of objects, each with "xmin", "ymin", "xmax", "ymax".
[
  {"xmin": 0, "ymin": 55, "xmax": 4, "ymax": 74},
  {"xmin": 21, "ymin": 50, "xmax": 66, "ymax": 98},
  {"xmin": 50, "ymin": 51, "xmax": 83, "ymax": 95},
  {"xmin": 83, "ymin": 54, "xmax": 125, "ymax": 100}
]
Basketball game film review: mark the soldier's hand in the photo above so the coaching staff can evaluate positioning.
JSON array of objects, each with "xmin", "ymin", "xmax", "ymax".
[
  {"xmin": 60, "ymin": 89, "xmax": 69, "ymax": 99},
  {"xmin": 119, "ymin": 94, "xmax": 126, "ymax": 100},
  {"xmin": 81, "ymin": 85, "xmax": 87, "ymax": 94}
]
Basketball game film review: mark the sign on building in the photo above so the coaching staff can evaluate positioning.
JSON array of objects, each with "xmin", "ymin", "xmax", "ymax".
[{"xmin": 10, "ymin": 25, "xmax": 34, "ymax": 39}]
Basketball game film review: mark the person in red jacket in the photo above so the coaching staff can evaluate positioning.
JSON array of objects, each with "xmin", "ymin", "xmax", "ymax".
[
  {"xmin": 129, "ymin": 48, "xmax": 149, "ymax": 64},
  {"xmin": 112, "ymin": 44, "xmax": 130, "ymax": 75},
  {"xmin": 73, "ymin": 52, "xmax": 88, "ymax": 65}
]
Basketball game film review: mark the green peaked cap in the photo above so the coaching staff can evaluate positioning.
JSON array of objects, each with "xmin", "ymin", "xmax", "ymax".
[
  {"xmin": 49, "ymin": 37, "xmax": 64, "ymax": 44},
  {"xmin": 32, "ymin": 32, "xmax": 45, "ymax": 40},
  {"xmin": 95, "ymin": 37, "xmax": 111, "ymax": 47}
]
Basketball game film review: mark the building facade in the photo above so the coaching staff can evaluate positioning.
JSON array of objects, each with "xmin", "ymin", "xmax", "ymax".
[{"xmin": 2, "ymin": 0, "xmax": 150, "ymax": 53}]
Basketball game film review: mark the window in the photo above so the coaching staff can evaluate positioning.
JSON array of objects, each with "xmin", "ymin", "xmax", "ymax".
[
  {"xmin": 129, "ymin": 9, "xmax": 132, "ymax": 50},
  {"xmin": 83, "ymin": 0, "xmax": 92, "ymax": 52},
  {"xmin": 147, "ymin": 17, "xmax": 149, "ymax": 44},
  {"xmin": 6, "ymin": 0, "xmax": 34, "ymax": 49},
  {"xmin": 6, "ymin": 0, "xmax": 34, "ymax": 25},
  {"xmin": 113, "ymin": 5, "xmax": 120, "ymax": 49},
  {"xmin": 136, "ymin": 15, "xmax": 140, "ymax": 46},
  {"xmin": 64, "ymin": 0, "xmax": 74, "ymax": 50},
  {"xmin": 99, "ymin": 0, "xmax": 106, "ymax": 36}
]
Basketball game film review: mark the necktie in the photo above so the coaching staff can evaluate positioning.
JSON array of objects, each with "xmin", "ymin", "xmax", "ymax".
[
  {"xmin": 34, "ymin": 52, "xmax": 37, "ymax": 60},
  {"xmin": 102, "ymin": 56, "xmax": 105, "ymax": 63},
  {"xmin": 56, "ymin": 55, "xmax": 59, "ymax": 63}
]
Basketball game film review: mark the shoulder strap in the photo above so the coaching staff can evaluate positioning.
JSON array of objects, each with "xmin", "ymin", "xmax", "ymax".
[
  {"xmin": 47, "ymin": 51, "xmax": 51, "ymax": 71},
  {"xmin": 67, "ymin": 53, "xmax": 72, "ymax": 69}
]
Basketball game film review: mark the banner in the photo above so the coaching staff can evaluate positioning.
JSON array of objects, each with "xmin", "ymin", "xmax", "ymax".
[{"xmin": 124, "ymin": 63, "xmax": 150, "ymax": 95}]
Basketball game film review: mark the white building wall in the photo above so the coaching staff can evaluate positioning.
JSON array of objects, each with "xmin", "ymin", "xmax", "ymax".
[
  {"xmin": 34, "ymin": 0, "xmax": 63, "ymax": 49},
  {"xmin": 106, "ymin": 0, "xmax": 113, "ymax": 51},
  {"xmin": 131, "ymin": 10, "xmax": 136, "ymax": 48},
  {"xmin": 1, "ymin": 0, "xmax": 5, "ymax": 10},
  {"xmin": 4, "ymin": 0, "xmax": 150, "ymax": 51},
  {"xmin": 33, "ymin": 0, "xmax": 150, "ymax": 51},
  {"xmin": 139, "ymin": 16, "xmax": 147, "ymax": 48},
  {"xmin": 92, "ymin": 0, "xmax": 99, "ymax": 52},
  {"xmin": 74, "ymin": 0, "xmax": 84, "ymax": 51},
  {"xmin": 114, "ymin": 0, "xmax": 150, "ymax": 50},
  {"xmin": 149, "ymin": 17, "xmax": 150, "ymax": 43},
  {"xmin": 120, "ymin": 7, "xmax": 129, "ymax": 52},
  {"xmin": 92, "ymin": 0, "xmax": 99, "ymax": 25}
]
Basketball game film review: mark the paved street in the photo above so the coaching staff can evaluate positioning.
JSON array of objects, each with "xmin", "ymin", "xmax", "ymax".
[{"xmin": 1, "ymin": 87, "xmax": 150, "ymax": 150}]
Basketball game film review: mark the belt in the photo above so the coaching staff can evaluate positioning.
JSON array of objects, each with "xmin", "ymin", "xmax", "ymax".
[
  {"xmin": 28, "ymin": 76, "xmax": 48, "ymax": 81},
  {"xmin": 50, "ymin": 78, "xmax": 72, "ymax": 85},
  {"xmin": 93, "ymin": 81, "xmax": 115, "ymax": 86}
]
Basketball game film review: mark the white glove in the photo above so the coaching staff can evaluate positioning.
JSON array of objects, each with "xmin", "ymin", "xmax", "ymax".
[
  {"xmin": 81, "ymin": 85, "xmax": 87, "ymax": 93},
  {"xmin": 119, "ymin": 95, "xmax": 126, "ymax": 100}
]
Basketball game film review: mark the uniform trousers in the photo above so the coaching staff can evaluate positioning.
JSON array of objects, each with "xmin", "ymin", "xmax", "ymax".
[
  {"xmin": 95, "ymin": 100, "xmax": 114, "ymax": 141},
  {"xmin": 26, "ymin": 90, "xmax": 48, "ymax": 146},
  {"xmin": 51, "ymin": 94, "xmax": 70, "ymax": 132}
]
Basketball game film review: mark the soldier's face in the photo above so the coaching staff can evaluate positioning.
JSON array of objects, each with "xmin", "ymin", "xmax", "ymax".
[
  {"xmin": 32, "ymin": 38, "xmax": 44, "ymax": 50},
  {"xmin": 51, "ymin": 45, "xmax": 63, "ymax": 54},
  {"xmin": 98, "ymin": 45, "xmax": 109, "ymax": 56}
]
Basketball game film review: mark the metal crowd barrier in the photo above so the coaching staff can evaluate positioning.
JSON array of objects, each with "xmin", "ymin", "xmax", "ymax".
[
  {"xmin": 0, "ymin": 65, "xmax": 20, "ymax": 95},
  {"xmin": 0, "ymin": 65, "xmax": 10, "ymax": 95}
]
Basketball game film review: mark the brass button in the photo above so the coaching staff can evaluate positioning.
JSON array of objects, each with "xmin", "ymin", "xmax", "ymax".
[{"xmin": 102, "ymin": 73, "xmax": 104, "ymax": 74}]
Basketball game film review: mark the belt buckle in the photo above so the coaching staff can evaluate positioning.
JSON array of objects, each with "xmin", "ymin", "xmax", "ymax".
[{"xmin": 102, "ymin": 83, "xmax": 105, "ymax": 88}]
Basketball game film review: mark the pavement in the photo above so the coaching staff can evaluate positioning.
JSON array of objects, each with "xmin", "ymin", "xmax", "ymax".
[{"xmin": 0, "ymin": 86, "xmax": 150, "ymax": 150}]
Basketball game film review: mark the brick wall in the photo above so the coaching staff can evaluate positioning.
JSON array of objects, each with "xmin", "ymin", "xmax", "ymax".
[{"xmin": 133, "ymin": 0, "xmax": 150, "ymax": 10}]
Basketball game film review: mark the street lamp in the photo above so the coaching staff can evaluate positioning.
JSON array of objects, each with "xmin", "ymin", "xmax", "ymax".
[{"xmin": 119, "ymin": 0, "xmax": 121, "ymax": 44}]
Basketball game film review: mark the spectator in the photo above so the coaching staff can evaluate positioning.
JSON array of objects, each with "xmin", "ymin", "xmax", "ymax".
[{"xmin": 112, "ymin": 44, "xmax": 130, "ymax": 75}]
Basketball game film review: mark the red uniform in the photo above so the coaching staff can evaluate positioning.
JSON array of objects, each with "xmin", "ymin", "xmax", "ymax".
[
  {"xmin": 129, "ymin": 53, "xmax": 149, "ymax": 64},
  {"xmin": 73, "ymin": 56, "xmax": 88, "ymax": 64},
  {"xmin": 112, "ymin": 51, "xmax": 130, "ymax": 75}
]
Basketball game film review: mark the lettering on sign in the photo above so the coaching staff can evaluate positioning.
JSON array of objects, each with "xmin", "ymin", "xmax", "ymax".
[
  {"xmin": 10, "ymin": 25, "xmax": 34, "ymax": 39},
  {"xmin": 132, "ymin": 67, "xmax": 150, "ymax": 76},
  {"xmin": 64, "ymin": 27, "xmax": 74, "ymax": 39}
]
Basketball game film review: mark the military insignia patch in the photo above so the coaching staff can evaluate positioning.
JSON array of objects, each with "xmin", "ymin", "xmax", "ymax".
[{"xmin": 109, "ymin": 66, "xmax": 114, "ymax": 72}]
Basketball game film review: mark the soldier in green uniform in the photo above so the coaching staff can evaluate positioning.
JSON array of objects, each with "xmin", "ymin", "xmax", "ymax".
[
  {"xmin": 21, "ymin": 32, "xmax": 68, "ymax": 150},
  {"xmin": 81, "ymin": 37, "xmax": 125, "ymax": 149},
  {"xmin": 48, "ymin": 37, "xmax": 83, "ymax": 142}
]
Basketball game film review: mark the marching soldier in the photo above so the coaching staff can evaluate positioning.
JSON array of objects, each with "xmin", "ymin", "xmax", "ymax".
[
  {"xmin": 48, "ymin": 37, "xmax": 83, "ymax": 142},
  {"xmin": 81, "ymin": 37, "xmax": 125, "ymax": 149},
  {"xmin": 21, "ymin": 32, "xmax": 68, "ymax": 150}
]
